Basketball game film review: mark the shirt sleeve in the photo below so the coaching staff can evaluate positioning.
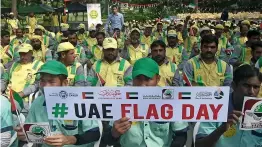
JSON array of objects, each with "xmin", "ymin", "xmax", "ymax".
[
  {"xmin": 45, "ymin": 49, "xmax": 53, "ymax": 61},
  {"xmin": 229, "ymin": 45, "xmax": 242, "ymax": 65},
  {"xmin": 81, "ymin": 120, "xmax": 99, "ymax": 132},
  {"xmin": 178, "ymin": 48, "xmax": 189, "ymax": 70},
  {"xmin": 196, "ymin": 122, "xmax": 220, "ymax": 139},
  {"xmin": 0, "ymin": 66, "xmax": 8, "ymax": 93},
  {"xmin": 121, "ymin": 14, "xmax": 124, "ymax": 30},
  {"xmin": 183, "ymin": 61, "xmax": 194, "ymax": 83},
  {"xmin": 124, "ymin": 66, "xmax": 133, "ymax": 86},
  {"xmin": 75, "ymin": 65, "xmax": 86, "ymax": 86},
  {"xmin": 1, "ymin": 97, "xmax": 13, "ymax": 132},
  {"xmin": 79, "ymin": 48, "xmax": 88, "ymax": 65},
  {"xmin": 86, "ymin": 67, "xmax": 98, "ymax": 86},
  {"xmin": 223, "ymin": 63, "xmax": 233, "ymax": 86},
  {"xmin": 171, "ymin": 122, "xmax": 188, "ymax": 133},
  {"xmin": 172, "ymin": 70, "xmax": 183, "ymax": 86},
  {"xmin": 105, "ymin": 15, "xmax": 111, "ymax": 32}
]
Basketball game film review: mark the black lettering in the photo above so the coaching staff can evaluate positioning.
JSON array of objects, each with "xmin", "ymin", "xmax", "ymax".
[
  {"xmin": 102, "ymin": 104, "xmax": 113, "ymax": 119},
  {"xmin": 88, "ymin": 104, "xmax": 100, "ymax": 118},
  {"xmin": 74, "ymin": 104, "xmax": 86, "ymax": 118}
]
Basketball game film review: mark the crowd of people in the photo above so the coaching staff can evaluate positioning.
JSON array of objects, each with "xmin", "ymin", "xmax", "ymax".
[{"xmin": 1, "ymin": 5, "xmax": 262, "ymax": 147}]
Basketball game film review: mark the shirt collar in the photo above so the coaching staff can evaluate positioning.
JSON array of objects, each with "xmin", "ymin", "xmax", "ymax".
[{"xmin": 102, "ymin": 56, "xmax": 121, "ymax": 63}]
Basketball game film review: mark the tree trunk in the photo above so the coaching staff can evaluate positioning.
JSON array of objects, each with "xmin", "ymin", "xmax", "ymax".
[{"xmin": 12, "ymin": 0, "xmax": 17, "ymax": 17}]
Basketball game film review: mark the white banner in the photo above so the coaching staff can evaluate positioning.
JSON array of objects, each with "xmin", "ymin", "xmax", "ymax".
[
  {"xmin": 44, "ymin": 87, "xmax": 230, "ymax": 122},
  {"xmin": 87, "ymin": 4, "xmax": 102, "ymax": 28},
  {"xmin": 240, "ymin": 97, "xmax": 262, "ymax": 130}
]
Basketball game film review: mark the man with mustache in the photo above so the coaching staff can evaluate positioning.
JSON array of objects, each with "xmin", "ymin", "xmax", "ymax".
[
  {"xmin": 183, "ymin": 34, "xmax": 232, "ymax": 86},
  {"xmin": 150, "ymin": 40, "xmax": 179, "ymax": 86},
  {"xmin": 166, "ymin": 30, "xmax": 188, "ymax": 70},
  {"xmin": 30, "ymin": 35, "xmax": 52, "ymax": 62},
  {"xmin": 87, "ymin": 38, "xmax": 132, "ymax": 86},
  {"xmin": 121, "ymin": 28, "xmax": 149, "ymax": 65}
]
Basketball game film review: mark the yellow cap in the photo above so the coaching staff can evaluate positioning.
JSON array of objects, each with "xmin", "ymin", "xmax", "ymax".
[
  {"xmin": 130, "ymin": 28, "xmax": 140, "ymax": 34},
  {"xmin": 103, "ymin": 38, "xmax": 117, "ymax": 49},
  {"xmin": 31, "ymin": 35, "xmax": 42, "ymax": 41},
  {"xmin": 57, "ymin": 42, "xmax": 75, "ymax": 53},
  {"xmin": 25, "ymin": 25, "xmax": 31, "ymax": 29},
  {"xmin": 167, "ymin": 30, "xmax": 177, "ymax": 37},
  {"xmin": 78, "ymin": 23, "xmax": 86, "ymax": 30},
  {"xmin": 144, "ymin": 24, "xmax": 153, "ymax": 28},
  {"xmin": 177, "ymin": 21, "xmax": 184, "ymax": 26},
  {"xmin": 215, "ymin": 24, "xmax": 224, "ymax": 29},
  {"xmin": 61, "ymin": 23, "xmax": 69, "ymax": 31},
  {"xmin": 225, "ymin": 21, "xmax": 231, "ymax": 27},
  {"xmin": 18, "ymin": 43, "xmax": 33, "ymax": 53},
  {"xmin": 35, "ymin": 25, "xmax": 45, "ymax": 31},
  {"xmin": 241, "ymin": 20, "xmax": 250, "ymax": 26}
]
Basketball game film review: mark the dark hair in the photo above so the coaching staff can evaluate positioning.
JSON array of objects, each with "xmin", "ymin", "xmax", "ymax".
[
  {"xmin": 251, "ymin": 41, "xmax": 262, "ymax": 52},
  {"xmin": 57, "ymin": 50, "xmax": 69, "ymax": 61},
  {"xmin": 240, "ymin": 24, "xmax": 250, "ymax": 30},
  {"xmin": 150, "ymin": 40, "xmax": 166, "ymax": 50},
  {"xmin": 111, "ymin": 5, "xmax": 118, "ymax": 9},
  {"xmin": 96, "ymin": 24, "xmax": 102, "ymax": 28},
  {"xmin": 113, "ymin": 28, "xmax": 120, "ymax": 32},
  {"xmin": 233, "ymin": 64, "xmax": 262, "ymax": 84},
  {"xmin": 96, "ymin": 32, "xmax": 105, "ymax": 38},
  {"xmin": 68, "ymin": 31, "xmax": 77, "ymax": 37},
  {"xmin": 1, "ymin": 30, "xmax": 10, "ymax": 37},
  {"xmin": 247, "ymin": 30, "xmax": 260, "ymax": 39},
  {"xmin": 201, "ymin": 35, "xmax": 218, "ymax": 47}
]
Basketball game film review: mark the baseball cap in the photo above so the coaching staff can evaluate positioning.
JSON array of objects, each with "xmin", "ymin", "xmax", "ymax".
[
  {"xmin": 57, "ymin": 42, "xmax": 75, "ymax": 53},
  {"xmin": 241, "ymin": 20, "xmax": 250, "ymax": 26},
  {"xmin": 35, "ymin": 25, "xmax": 45, "ymax": 31},
  {"xmin": 132, "ymin": 58, "xmax": 159, "ymax": 79},
  {"xmin": 130, "ymin": 28, "xmax": 140, "ymax": 34},
  {"xmin": 17, "ymin": 43, "xmax": 33, "ymax": 53},
  {"xmin": 103, "ymin": 38, "xmax": 117, "ymax": 49},
  {"xmin": 78, "ymin": 23, "xmax": 86, "ymax": 30},
  {"xmin": 36, "ymin": 60, "xmax": 68, "ymax": 77},
  {"xmin": 167, "ymin": 30, "xmax": 177, "ymax": 38},
  {"xmin": 61, "ymin": 23, "xmax": 69, "ymax": 31},
  {"xmin": 199, "ymin": 26, "xmax": 211, "ymax": 33},
  {"xmin": 215, "ymin": 24, "xmax": 224, "ymax": 29}
]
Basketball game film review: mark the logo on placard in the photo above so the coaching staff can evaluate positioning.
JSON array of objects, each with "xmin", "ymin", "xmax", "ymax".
[
  {"xmin": 89, "ymin": 10, "xmax": 98, "ymax": 19},
  {"xmin": 30, "ymin": 125, "xmax": 47, "ymax": 137},
  {"xmin": 82, "ymin": 92, "xmax": 94, "ymax": 99},
  {"xmin": 98, "ymin": 90, "xmax": 121, "ymax": 99},
  {"xmin": 162, "ymin": 89, "xmax": 174, "ymax": 99},
  {"xmin": 59, "ymin": 91, "xmax": 68, "ymax": 99},
  {"xmin": 126, "ymin": 92, "xmax": 138, "ymax": 99},
  {"xmin": 214, "ymin": 89, "xmax": 224, "ymax": 99},
  {"xmin": 178, "ymin": 92, "xmax": 191, "ymax": 99}
]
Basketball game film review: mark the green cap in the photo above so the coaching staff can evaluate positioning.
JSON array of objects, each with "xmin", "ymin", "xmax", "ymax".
[
  {"xmin": 36, "ymin": 60, "xmax": 68, "ymax": 77},
  {"xmin": 132, "ymin": 58, "xmax": 159, "ymax": 79}
]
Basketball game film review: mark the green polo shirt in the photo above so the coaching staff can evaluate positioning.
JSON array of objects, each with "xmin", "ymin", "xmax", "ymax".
[
  {"xmin": 26, "ymin": 95, "xmax": 99, "ymax": 147},
  {"xmin": 110, "ymin": 121, "xmax": 188, "ymax": 147},
  {"xmin": 197, "ymin": 122, "xmax": 262, "ymax": 147}
]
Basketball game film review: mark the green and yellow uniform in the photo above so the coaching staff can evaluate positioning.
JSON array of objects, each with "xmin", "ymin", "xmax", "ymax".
[
  {"xmin": 140, "ymin": 35, "xmax": 155, "ymax": 47},
  {"xmin": 122, "ymin": 43, "xmax": 149, "ymax": 65},
  {"xmin": 158, "ymin": 59, "xmax": 177, "ymax": 86},
  {"xmin": 183, "ymin": 55, "xmax": 232, "ymax": 86}
]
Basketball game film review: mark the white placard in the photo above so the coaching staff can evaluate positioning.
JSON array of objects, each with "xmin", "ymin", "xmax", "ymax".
[
  {"xmin": 87, "ymin": 4, "xmax": 102, "ymax": 28},
  {"xmin": 44, "ymin": 87, "xmax": 229, "ymax": 122},
  {"xmin": 240, "ymin": 97, "xmax": 262, "ymax": 130}
]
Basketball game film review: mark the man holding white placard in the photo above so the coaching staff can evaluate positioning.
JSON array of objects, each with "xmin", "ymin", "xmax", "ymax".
[
  {"xmin": 196, "ymin": 64, "xmax": 262, "ymax": 147},
  {"xmin": 101, "ymin": 58, "xmax": 188, "ymax": 147},
  {"xmin": 15, "ymin": 60, "xmax": 100, "ymax": 146}
]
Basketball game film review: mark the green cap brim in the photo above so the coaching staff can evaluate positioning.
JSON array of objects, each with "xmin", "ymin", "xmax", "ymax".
[
  {"xmin": 36, "ymin": 69, "xmax": 67, "ymax": 76},
  {"xmin": 132, "ymin": 69, "xmax": 156, "ymax": 79}
]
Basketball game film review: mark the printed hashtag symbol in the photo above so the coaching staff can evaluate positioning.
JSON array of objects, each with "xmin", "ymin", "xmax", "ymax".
[{"xmin": 52, "ymin": 103, "xmax": 68, "ymax": 118}]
